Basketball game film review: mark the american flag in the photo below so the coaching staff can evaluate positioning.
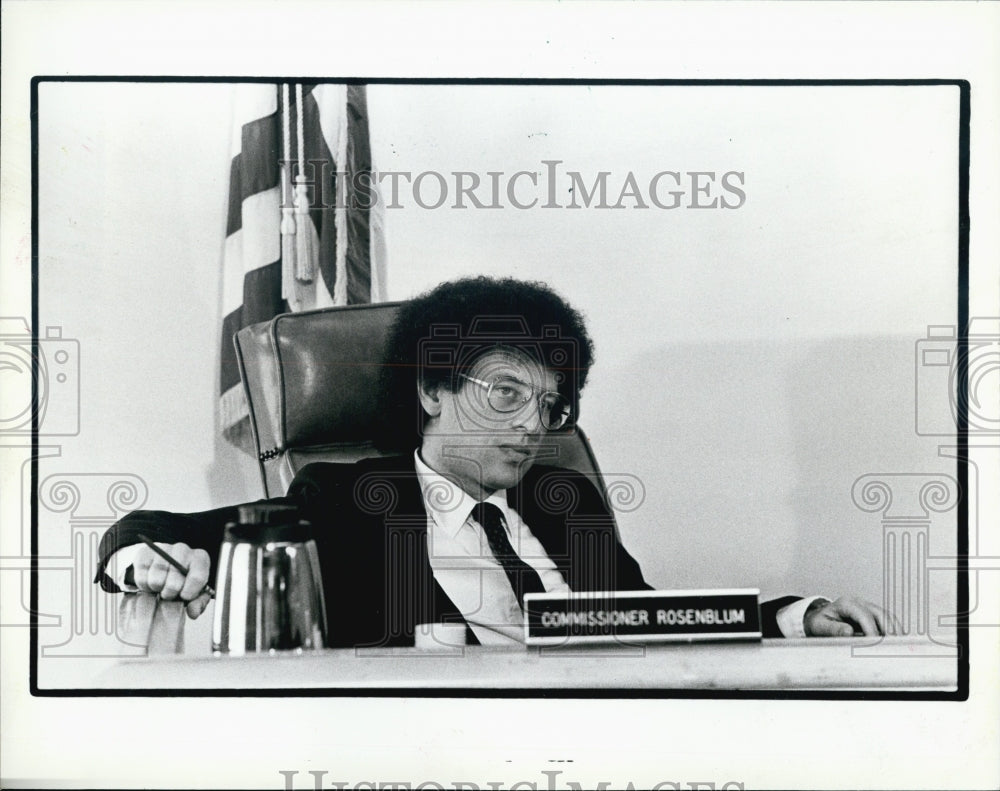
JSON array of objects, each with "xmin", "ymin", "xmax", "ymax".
[{"xmin": 218, "ymin": 83, "xmax": 387, "ymax": 449}]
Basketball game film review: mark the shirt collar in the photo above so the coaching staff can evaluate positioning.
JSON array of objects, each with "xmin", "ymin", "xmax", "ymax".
[{"xmin": 413, "ymin": 449, "xmax": 512, "ymax": 539}]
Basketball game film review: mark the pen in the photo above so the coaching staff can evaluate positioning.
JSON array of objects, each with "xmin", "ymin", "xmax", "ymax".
[{"xmin": 137, "ymin": 534, "xmax": 216, "ymax": 599}]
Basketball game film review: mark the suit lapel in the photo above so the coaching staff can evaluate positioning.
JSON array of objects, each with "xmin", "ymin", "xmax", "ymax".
[
  {"xmin": 509, "ymin": 465, "xmax": 621, "ymax": 592},
  {"xmin": 508, "ymin": 465, "xmax": 571, "ymax": 578},
  {"xmin": 359, "ymin": 455, "xmax": 471, "ymax": 645}
]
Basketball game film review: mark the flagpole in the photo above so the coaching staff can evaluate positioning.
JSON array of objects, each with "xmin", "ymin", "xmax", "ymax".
[{"xmin": 280, "ymin": 83, "xmax": 297, "ymax": 303}]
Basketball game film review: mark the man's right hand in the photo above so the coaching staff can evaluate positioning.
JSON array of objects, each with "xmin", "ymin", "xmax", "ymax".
[{"xmin": 131, "ymin": 541, "xmax": 212, "ymax": 619}]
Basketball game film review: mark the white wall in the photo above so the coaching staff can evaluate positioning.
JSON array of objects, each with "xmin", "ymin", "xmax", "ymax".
[
  {"xmin": 38, "ymin": 82, "xmax": 260, "ymax": 512},
  {"xmin": 36, "ymin": 81, "xmax": 958, "ymax": 628},
  {"xmin": 366, "ymin": 83, "xmax": 959, "ymax": 607}
]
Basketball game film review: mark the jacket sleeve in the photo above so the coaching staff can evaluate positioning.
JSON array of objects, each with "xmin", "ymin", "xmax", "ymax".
[
  {"xmin": 760, "ymin": 595, "xmax": 802, "ymax": 638},
  {"xmin": 94, "ymin": 499, "xmax": 303, "ymax": 594},
  {"xmin": 95, "ymin": 502, "xmax": 260, "ymax": 593},
  {"xmin": 94, "ymin": 462, "xmax": 351, "ymax": 593},
  {"xmin": 95, "ymin": 506, "xmax": 222, "ymax": 593}
]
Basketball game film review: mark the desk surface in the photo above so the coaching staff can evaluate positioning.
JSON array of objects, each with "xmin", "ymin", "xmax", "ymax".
[
  {"xmin": 35, "ymin": 595, "xmax": 960, "ymax": 692},
  {"xmin": 48, "ymin": 637, "xmax": 958, "ymax": 692}
]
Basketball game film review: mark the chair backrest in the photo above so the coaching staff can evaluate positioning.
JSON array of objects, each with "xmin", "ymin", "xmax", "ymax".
[{"xmin": 234, "ymin": 302, "xmax": 608, "ymax": 498}]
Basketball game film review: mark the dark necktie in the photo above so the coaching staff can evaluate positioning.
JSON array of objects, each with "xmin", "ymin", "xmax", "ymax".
[{"xmin": 473, "ymin": 501, "xmax": 546, "ymax": 608}]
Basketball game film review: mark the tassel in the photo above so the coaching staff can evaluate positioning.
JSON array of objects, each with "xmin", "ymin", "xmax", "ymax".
[
  {"xmin": 293, "ymin": 84, "xmax": 315, "ymax": 284},
  {"xmin": 293, "ymin": 176, "xmax": 316, "ymax": 284}
]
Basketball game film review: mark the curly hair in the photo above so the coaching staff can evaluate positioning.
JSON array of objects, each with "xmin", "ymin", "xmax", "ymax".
[{"xmin": 374, "ymin": 276, "xmax": 595, "ymax": 452}]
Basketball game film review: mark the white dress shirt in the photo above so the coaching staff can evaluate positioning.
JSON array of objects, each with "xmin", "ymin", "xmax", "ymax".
[{"xmin": 414, "ymin": 450, "xmax": 570, "ymax": 646}]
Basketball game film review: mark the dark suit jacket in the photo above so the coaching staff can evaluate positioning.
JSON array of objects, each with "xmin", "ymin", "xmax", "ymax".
[{"xmin": 96, "ymin": 455, "xmax": 797, "ymax": 644}]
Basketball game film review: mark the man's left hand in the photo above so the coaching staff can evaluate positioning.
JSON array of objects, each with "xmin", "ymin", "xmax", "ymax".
[{"xmin": 803, "ymin": 596, "xmax": 898, "ymax": 637}]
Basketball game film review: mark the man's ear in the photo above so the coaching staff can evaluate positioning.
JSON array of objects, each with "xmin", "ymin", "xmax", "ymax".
[{"xmin": 416, "ymin": 378, "xmax": 443, "ymax": 417}]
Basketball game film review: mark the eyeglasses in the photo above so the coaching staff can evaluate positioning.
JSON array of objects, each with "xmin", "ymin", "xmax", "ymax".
[{"xmin": 459, "ymin": 373, "xmax": 574, "ymax": 431}]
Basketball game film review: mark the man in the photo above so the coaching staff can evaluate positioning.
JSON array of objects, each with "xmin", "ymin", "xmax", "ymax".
[{"xmin": 96, "ymin": 276, "xmax": 893, "ymax": 645}]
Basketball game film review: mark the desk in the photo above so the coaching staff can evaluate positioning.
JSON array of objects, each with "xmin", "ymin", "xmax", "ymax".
[
  {"xmin": 35, "ymin": 593, "xmax": 959, "ymax": 692},
  {"xmin": 91, "ymin": 638, "xmax": 956, "ymax": 691}
]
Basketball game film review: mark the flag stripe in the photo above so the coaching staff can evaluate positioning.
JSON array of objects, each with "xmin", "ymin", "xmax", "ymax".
[
  {"xmin": 239, "ymin": 186, "xmax": 281, "ymax": 274},
  {"xmin": 332, "ymin": 87, "xmax": 350, "ymax": 306},
  {"xmin": 344, "ymin": 85, "xmax": 373, "ymax": 305},
  {"xmin": 299, "ymin": 86, "xmax": 339, "ymax": 299},
  {"xmin": 226, "ymin": 112, "xmax": 281, "ymax": 236},
  {"xmin": 225, "ymin": 156, "xmax": 243, "ymax": 237},
  {"xmin": 369, "ymin": 194, "xmax": 388, "ymax": 301},
  {"xmin": 219, "ymin": 308, "xmax": 245, "ymax": 395},
  {"xmin": 241, "ymin": 258, "xmax": 285, "ymax": 325},
  {"xmin": 312, "ymin": 83, "xmax": 347, "ymax": 305},
  {"xmin": 222, "ymin": 230, "xmax": 245, "ymax": 316},
  {"xmin": 219, "ymin": 260, "xmax": 285, "ymax": 394}
]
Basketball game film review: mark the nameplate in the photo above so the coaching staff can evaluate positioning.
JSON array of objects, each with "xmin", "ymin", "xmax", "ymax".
[{"xmin": 523, "ymin": 589, "xmax": 762, "ymax": 646}]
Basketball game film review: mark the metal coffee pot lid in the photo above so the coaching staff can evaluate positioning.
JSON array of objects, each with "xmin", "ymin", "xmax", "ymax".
[
  {"xmin": 238, "ymin": 503, "xmax": 300, "ymax": 525},
  {"xmin": 224, "ymin": 503, "xmax": 312, "ymax": 543}
]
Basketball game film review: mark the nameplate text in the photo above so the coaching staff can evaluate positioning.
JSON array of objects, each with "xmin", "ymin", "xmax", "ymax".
[{"xmin": 523, "ymin": 589, "xmax": 763, "ymax": 646}]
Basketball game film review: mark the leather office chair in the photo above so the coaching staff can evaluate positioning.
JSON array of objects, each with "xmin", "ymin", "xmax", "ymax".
[{"xmin": 234, "ymin": 302, "xmax": 610, "ymax": 501}]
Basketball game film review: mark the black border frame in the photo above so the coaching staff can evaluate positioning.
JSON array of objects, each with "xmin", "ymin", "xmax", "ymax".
[{"xmin": 28, "ymin": 76, "xmax": 970, "ymax": 701}]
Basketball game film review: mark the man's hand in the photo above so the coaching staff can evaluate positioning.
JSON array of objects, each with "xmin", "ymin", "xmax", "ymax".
[
  {"xmin": 803, "ymin": 596, "xmax": 897, "ymax": 637},
  {"xmin": 132, "ymin": 541, "xmax": 212, "ymax": 619}
]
